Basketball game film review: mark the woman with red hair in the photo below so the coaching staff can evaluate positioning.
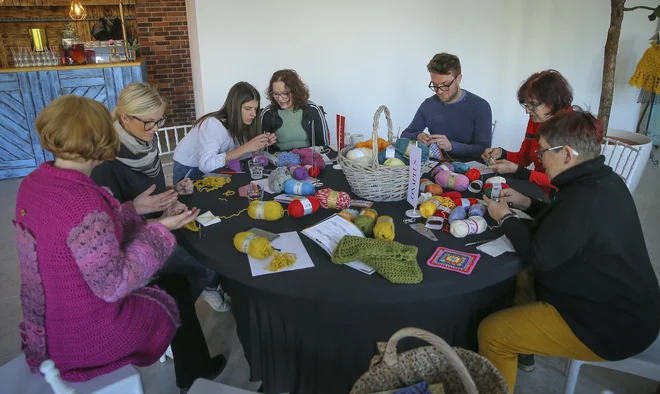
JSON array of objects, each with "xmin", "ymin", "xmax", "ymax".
[{"xmin": 482, "ymin": 70, "xmax": 573, "ymax": 193}]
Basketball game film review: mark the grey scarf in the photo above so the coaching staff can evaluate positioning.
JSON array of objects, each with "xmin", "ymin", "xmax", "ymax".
[{"xmin": 114, "ymin": 120, "xmax": 162, "ymax": 178}]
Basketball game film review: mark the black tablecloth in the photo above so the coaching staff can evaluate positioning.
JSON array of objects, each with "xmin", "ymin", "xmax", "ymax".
[{"xmin": 178, "ymin": 161, "xmax": 546, "ymax": 394}]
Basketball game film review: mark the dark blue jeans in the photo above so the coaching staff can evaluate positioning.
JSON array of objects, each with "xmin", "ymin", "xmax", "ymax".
[{"xmin": 172, "ymin": 161, "xmax": 205, "ymax": 184}]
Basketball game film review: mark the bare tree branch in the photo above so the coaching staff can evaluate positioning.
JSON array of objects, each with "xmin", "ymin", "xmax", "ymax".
[{"xmin": 623, "ymin": 5, "xmax": 655, "ymax": 11}]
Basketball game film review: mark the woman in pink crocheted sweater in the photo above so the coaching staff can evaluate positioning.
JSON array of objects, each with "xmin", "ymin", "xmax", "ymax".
[{"xmin": 13, "ymin": 95, "xmax": 225, "ymax": 392}]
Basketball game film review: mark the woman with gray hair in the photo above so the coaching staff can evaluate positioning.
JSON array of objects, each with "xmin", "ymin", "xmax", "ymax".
[{"xmin": 478, "ymin": 108, "xmax": 660, "ymax": 393}]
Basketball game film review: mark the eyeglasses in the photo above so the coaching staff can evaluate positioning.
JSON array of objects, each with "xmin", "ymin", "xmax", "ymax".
[
  {"xmin": 428, "ymin": 78, "xmax": 456, "ymax": 92},
  {"xmin": 272, "ymin": 91, "xmax": 290, "ymax": 99},
  {"xmin": 130, "ymin": 115, "xmax": 167, "ymax": 130},
  {"xmin": 520, "ymin": 102, "xmax": 542, "ymax": 111},
  {"xmin": 535, "ymin": 146, "xmax": 580, "ymax": 161}
]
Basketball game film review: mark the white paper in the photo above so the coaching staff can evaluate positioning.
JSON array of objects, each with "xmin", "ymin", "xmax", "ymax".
[
  {"xmin": 464, "ymin": 160, "xmax": 494, "ymax": 175},
  {"xmin": 274, "ymin": 194, "xmax": 305, "ymax": 205},
  {"xmin": 301, "ymin": 215, "xmax": 376, "ymax": 275},
  {"xmin": 251, "ymin": 178, "xmax": 275, "ymax": 194},
  {"xmin": 247, "ymin": 231, "xmax": 315, "ymax": 276},
  {"xmin": 321, "ymin": 153, "xmax": 334, "ymax": 165},
  {"xmin": 477, "ymin": 235, "xmax": 515, "ymax": 257},
  {"xmin": 196, "ymin": 211, "xmax": 221, "ymax": 227}
]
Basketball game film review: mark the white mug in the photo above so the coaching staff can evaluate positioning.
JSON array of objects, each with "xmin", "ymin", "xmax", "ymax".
[{"xmin": 349, "ymin": 134, "xmax": 364, "ymax": 145}]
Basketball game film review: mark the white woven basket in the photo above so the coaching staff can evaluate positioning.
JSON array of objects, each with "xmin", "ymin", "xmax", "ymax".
[{"xmin": 337, "ymin": 105, "xmax": 434, "ymax": 202}]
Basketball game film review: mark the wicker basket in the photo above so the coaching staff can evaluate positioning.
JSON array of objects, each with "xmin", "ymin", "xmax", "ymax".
[
  {"xmin": 351, "ymin": 328, "xmax": 508, "ymax": 394},
  {"xmin": 337, "ymin": 105, "xmax": 434, "ymax": 202}
]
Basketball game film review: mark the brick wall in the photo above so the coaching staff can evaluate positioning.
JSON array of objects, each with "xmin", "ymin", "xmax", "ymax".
[{"xmin": 135, "ymin": 0, "xmax": 196, "ymax": 126}]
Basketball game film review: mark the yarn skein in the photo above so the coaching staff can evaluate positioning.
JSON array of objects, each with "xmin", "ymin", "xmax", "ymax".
[
  {"xmin": 383, "ymin": 158, "xmax": 407, "ymax": 166},
  {"xmin": 292, "ymin": 148, "xmax": 326, "ymax": 169},
  {"xmin": 452, "ymin": 162, "xmax": 471, "ymax": 174},
  {"xmin": 434, "ymin": 170, "xmax": 469, "ymax": 192},
  {"xmin": 287, "ymin": 164, "xmax": 309, "ymax": 180},
  {"xmin": 450, "ymin": 216, "xmax": 487, "ymax": 238},
  {"xmin": 288, "ymin": 196, "xmax": 320, "ymax": 217},
  {"xmin": 283, "ymin": 179, "xmax": 316, "ymax": 196},
  {"xmin": 419, "ymin": 196, "xmax": 456, "ymax": 218},
  {"xmin": 468, "ymin": 203, "xmax": 487, "ymax": 217},
  {"xmin": 452, "ymin": 198, "xmax": 479, "ymax": 208},
  {"xmin": 338, "ymin": 208, "xmax": 360, "ymax": 222},
  {"xmin": 484, "ymin": 183, "xmax": 510, "ymax": 199},
  {"xmin": 373, "ymin": 216, "xmax": 395, "ymax": 241},
  {"xmin": 227, "ymin": 159, "xmax": 242, "ymax": 172},
  {"xmin": 432, "ymin": 162, "xmax": 455, "ymax": 177},
  {"xmin": 378, "ymin": 146, "xmax": 409, "ymax": 165},
  {"xmin": 304, "ymin": 164, "xmax": 321, "ymax": 178},
  {"xmin": 252, "ymin": 154, "xmax": 270, "ymax": 167},
  {"xmin": 464, "ymin": 168, "xmax": 481, "ymax": 182},
  {"xmin": 420, "ymin": 178, "xmax": 443, "ymax": 196},
  {"xmin": 314, "ymin": 188, "xmax": 352, "ymax": 210},
  {"xmin": 486, "ymin": 176, "xmax": 506, "ymax": 184},
  {"xmin": 278, "ymin": 151, "xmax": 302, "ymax": 167},
  {"xmin": 347, "ymin": 148, "xmax": 374, "ymax": 163},
  {"xmin": 233, "ymin": 232, "xmax": 272, "ymax": 258},
  {"xmin": 247, "ymin": 201, "xmax": 285, "ymax": 221},
  {"xmin": 268, "ymin": 167, "xmax": 292, "ymax": 193},
  {"xmin": 441, "ymin": 191, "xmax": 462, "ymax": 200},
  {"xmin": 448, "ymin": 206, "xmax": 467, "ymax": 224},
  {"xmin": 394, "ymin": 138, "xmax": 430, "ymax": 162},
  {"xmin": 355, "ymin": 208, "xmax": 378, "ymax": 236}
]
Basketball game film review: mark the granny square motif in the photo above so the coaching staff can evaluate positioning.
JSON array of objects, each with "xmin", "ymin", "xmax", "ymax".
[{"xmin": 427, "ymin": 247, "xmax": 481, "ymax": 275}]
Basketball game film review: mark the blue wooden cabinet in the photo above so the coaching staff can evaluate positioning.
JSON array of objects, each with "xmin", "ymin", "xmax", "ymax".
[{"xmin": 0, "ymin": 60, "xmax": 147, "ymax": 179}]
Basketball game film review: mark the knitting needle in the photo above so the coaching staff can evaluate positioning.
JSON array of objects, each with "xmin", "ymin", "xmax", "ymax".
[
  {"xmin": 184, "ymin": 168, "xmax": 193, "ymax": 180},
  {"xmin": 272, "ymin": 247, "xmax": 281, "ymax": 251},
  {"xmin": 465, "ymin": 238, "xmax": 497, "ymax": 247},
  {"xmin": 220, "ymin": 171, "xmax": 245, "ymax": 174}
]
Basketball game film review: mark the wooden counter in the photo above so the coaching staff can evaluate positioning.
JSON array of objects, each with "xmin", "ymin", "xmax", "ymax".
[{"xmin": 0, "ymin": 58, "xmax": 147, "ymax": 179}]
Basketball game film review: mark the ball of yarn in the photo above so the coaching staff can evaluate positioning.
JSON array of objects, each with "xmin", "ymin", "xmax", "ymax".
[
  {"xmin": 347, "ymin": 147, "xmax": 373, "ymax": 163},
  {"xmin": 418, "ymin": 192, "xmax": 433, "ymax": 205},
  {"xmin": 283, "ymin": 179, "xmax": 316, "ymax": 196},
  {"xmin": 450, "ymin": 216, "xmax": 487, "ymax": 238},
  {"xmin": 314, "ymin": 188, "xmax": 351, "ymax": 210},
  {"xmin": 288, "ymin": 196, "xmax": 320, "ymax": 217},
  {"xmin": 233, "ymin": 231, "xmax": 272, "ymax": 258},
  {"xmin": 448, "ymin": 207, "xmax": 467, "ymax": 224},
  {"xmin": 441, "ymin": 191, "xmax": 462, "ymax": 200},
  {"xmin": 338, "ymin": 208, "xmax": 360, "ymax": 222},
  {"xmin": 292, "ymin": 148, "xmax": 326, "ymax": 169},
  {"xmin": 248, "ymin": 201, "xmax": 285, "ymax": 221},
  {"xmin": 484, "ymin": 183, "xmax": 510, "ymax": 199},
  {"xmin": 384, "ymin": 158, "xmax": 406, "ymax": 166},
  {"xmin": 355, "ymin": 137, "xmax": 390, "ymax": 152},
  {"xmin": 432, "ymin": 162, "xmax": 455, "ymax": 177},
  {"xmin": 486, "ymin": 176, "xmax": 506, "ymax": 184},
  {"xmin": 287, "ymin": 164, "xmax": 309, "ymax": 180},
  {"xmin": 434, "ymin": 171, "xmax": 469, "ymax": 192},
  {"xmin": 378, "ymin": 146, "xmax": 409, "ymax": 165},
  {"xmin": 464, "ymin": 168, "xmax": 481, "ymax": 182},
  {"xmin": 452, "ymin": 197, "xmax": 479, "ymax": 208},
  {"xmin": 468, "ymin": 203, "xmax": 487, "ymax": 217},
  {"xmin": 393, "ymin": 138, "xmax": 430, "ymax": 162},
  {"xmin": 268, "ymin": 167, "xmax": 292, "ymax": 193},
  {"xmin": 373, "ymin": 216, "xmax": 395, "ymax": 241},
  {"xmin": 252, "ymin": 154, "xmax": 270, "ymax": 167},
  {"xmin": 453, "ymin": 162, "xmax": 471, "ymax": 174},
  {"xmin": 304, "ymin": 164, "xmax": 321, "ymax": 177},
  {"xmin": 278, "ymin": 151, "xmax": 302, "ymax": 167},
  {"xmin": 355, "ymin": 208, "xmax": 378, "ymax": 236},
  {"xmin": 420, "ymin": 178, "xmax": 443, "ymax": 196},
  {"xmin": 227, "ymin": 159, "xmax": 242, "ymax": 172},
  {"xmin": 420, "ymin": 196, "xmax": 456, "ymax": 218}
]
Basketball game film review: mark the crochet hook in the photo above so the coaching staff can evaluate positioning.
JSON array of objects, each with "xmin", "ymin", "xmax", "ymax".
[
  {"xmin": 220, "ymin": 171, "xmax": 245, "ymax": 174},
  {"xmin": 465, "ymin": 238, "xmax": 497, "ymax": 247}
]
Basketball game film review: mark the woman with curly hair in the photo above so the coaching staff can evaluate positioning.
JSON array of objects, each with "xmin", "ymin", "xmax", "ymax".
[{"xmin": 261, "ymin": 69, "xmax": 329, "ymax": 150}]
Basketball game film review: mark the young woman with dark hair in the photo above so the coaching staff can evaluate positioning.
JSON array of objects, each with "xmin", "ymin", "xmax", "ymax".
[
  {"xmin": 172, "ymin": 82, "xmax": 276, "ymax": 182},
  {"xmin": 482, "ymin": 69, "xmax": 574, "ymax": 193},
  {"xmin": 261, "ymin": 69, "xmax": 329, "ymax": 150}
]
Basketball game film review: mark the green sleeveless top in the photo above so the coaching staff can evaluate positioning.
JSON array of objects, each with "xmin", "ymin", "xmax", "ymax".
[{"xmin": 275, "ymin": 109, "xmax": 309, "ymax": 150}]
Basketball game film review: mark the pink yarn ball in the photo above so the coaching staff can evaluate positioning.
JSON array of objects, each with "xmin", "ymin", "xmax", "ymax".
[
  {"xmin": 434, "ymin": 170, "xmax": 469, "ymax": 192},
  {"xmin": 293, "ymin": 148, "xmax": 327, "ymax": 169},
  {"xmin": 432, "ymin": 162, "xmax": 455, "ymax": 177}
]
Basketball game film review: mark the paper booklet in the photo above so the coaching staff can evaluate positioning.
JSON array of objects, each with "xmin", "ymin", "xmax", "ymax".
[{"xmin": 301, "ymin": 214, "xmax": 376, "ymax": 275}]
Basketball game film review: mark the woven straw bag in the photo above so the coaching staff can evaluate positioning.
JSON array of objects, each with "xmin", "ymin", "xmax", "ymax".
[
  {"xmin": 337, "ymin": 106, "xmax": 434, "ymax": 202},
  {"xmin": 351, "ymin": 328, "xmax": 508, "ymax": 394}
]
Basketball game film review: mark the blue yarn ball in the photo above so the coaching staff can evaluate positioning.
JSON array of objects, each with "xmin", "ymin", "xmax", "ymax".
[
  {"xmin": 468, "ymin": 203, "xmax": 487, "ymax": 217},
  {"xmin": 453, "ymin": 162, "xmax": 471, "ymax": 174},
  {"xmin": 448, "ymin": 206, "xmax": 467, "ymax": 224},
  {"xmin": 278, "ymin": 152, "xmax": 302, "ymax": 167},
  {"xmin": 393, "ymin": 138, "xmax": 430, "ymax": 162},
  {"xmin": 283, "ymin": 179, "xmax": 316, "ymax": 196},
  {"xmin": 377, "ymin": 148, "xmax": 409, "ymax": 165}
]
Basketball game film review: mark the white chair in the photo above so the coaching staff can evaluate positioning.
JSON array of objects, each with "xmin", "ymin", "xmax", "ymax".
[
  {"xmin": 563, "ymin": 335, "xmax": 660, "ymax": 394},
  {"xmin": 156, "ymin": 125, "xmax": 192, "ymax": 167},
  {"xmin": 1, "ymin": 354, "xmax": 144, "ymax": 394},
  {"xmin": 600, "ymin": 137, "xmax": 642, "ymax": 189}
]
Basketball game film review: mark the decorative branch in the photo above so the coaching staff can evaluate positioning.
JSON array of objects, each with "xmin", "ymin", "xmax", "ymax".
[{"xmin": 623, "ymin": 6, "xmax": 655, "ymax": 11}]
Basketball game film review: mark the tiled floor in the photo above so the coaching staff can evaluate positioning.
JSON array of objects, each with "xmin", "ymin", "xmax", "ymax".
[{"xmin": 0, "ymin": 159, "xmax": 659, "ymax": 393}]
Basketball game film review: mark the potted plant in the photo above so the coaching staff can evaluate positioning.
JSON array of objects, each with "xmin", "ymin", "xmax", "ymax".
[{"xmin": 126, "ymin": 38, "xmax": 139, "ymax": 61}]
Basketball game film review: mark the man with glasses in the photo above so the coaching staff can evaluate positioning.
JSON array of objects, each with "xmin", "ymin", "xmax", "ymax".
[{"xmin": 401, "ymin": 53, "xmax": 492, "ymax": 160}]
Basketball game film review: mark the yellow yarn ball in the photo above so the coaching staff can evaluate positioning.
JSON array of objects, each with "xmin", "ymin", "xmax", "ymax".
[
  {"xmin": 373, "ymin": 216, "xmax": 395, "ymax": 241},
  {"xmin": 347, "ymin": 147, "xmax": 373, "ymax": 163},
  {"xmin": 420, "ymin": 196, "xmax": 456, "ymax": 218},
  {"xmin": 233, "ymin": 232, "xmax": 272, "ymax": 259},
  {"xmin": 247, "ymin": 201, "xmax": 284, "ymax": 221},
  {"xmin": 383, "ymin": 158, "xmax": 406, "ymax": 166}
]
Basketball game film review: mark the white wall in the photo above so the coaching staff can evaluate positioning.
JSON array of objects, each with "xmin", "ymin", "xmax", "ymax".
[{"xmin": 186, "ymin": 0, "xmax": 657, "ymax": 151}]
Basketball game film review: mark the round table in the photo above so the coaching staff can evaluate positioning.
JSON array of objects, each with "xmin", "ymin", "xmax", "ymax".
[{"xmin": 178, "ymin": 161, "xmax": 546, "ymax": 394}]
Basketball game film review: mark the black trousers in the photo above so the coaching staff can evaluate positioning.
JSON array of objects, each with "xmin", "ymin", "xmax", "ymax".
[{"xmin": 151, "ymin": 273, "xmax": 212, "ymax": 389}]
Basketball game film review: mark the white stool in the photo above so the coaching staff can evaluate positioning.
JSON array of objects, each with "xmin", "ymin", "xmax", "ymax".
[{"xmin": 1, "ymin": 354, "xmax": 144, "ymax": 394}]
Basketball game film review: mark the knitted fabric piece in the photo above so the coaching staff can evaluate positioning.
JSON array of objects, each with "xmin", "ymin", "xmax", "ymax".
[
  {"xmin": 629, "ymin": 43, "xmax": 660, "ymax": 94},
  {"xmin": 331, "ymin": 236, "xmax": 422, "ymax": 284},
  {"xmin": 429, "ymin": 142, "xmax": 443, "ymax": 160}
]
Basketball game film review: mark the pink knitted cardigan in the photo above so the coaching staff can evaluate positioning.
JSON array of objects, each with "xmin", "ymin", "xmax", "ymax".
[{"xmin": 13, "ymin": 162, "xmax": 180, "ymax": 381}]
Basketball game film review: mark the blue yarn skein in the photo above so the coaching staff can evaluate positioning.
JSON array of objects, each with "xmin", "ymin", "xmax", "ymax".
[
  {"xmin": 468, "ymin": 203, "xmax": 487, "ymax": 217},
  {"xmin": 448, "ymin": 206, "xmax": 467, "ymax": 224},
  {"xmin": 283, "ymin": 179, "xmax": 315, "ymax": 196},
  {"xmin": 453, "ymin": 162, "xmax": 471, "ymax": 174},
  {"xmin": 278, "ymin": 152, "xmax": 302, "ymax": 167},
  {"xmin": 377, "ymin": 147, "xmax": 409, "ymax": 165},
  {"xmin": 393, "ymin": 138, "xmax": 430, "ymax": 162}
]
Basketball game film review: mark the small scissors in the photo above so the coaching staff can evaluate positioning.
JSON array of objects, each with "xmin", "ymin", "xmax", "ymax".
[{"xmin": 403, "ymin": 218, "xmax": 416, "ymax": 224}]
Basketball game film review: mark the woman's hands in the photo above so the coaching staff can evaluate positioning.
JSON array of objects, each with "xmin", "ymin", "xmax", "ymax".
[
  {"xmin": 244, "ymin": 134, "xmax": 272, "ymax": 153},
  {"xmin": 158, "ymin": 207, "xmax": 200, "ymax": 230},
  {"xmin": 173, "ymin": 178, "xmax": 193, "ymax": 195},
  {"xmin": 133, "ymin": 185, "xmax": 178, "ymax": 215},
  {"xmin": 487, "ymin": 159, "xmax": 519, "ymax": 175},
  {"xmin": 481, "ymin": 147, "xmax": 503, "ymax": 163},
  {"xmin": 483, "ymin": 187, "xmax": 532, "ymax": 221}
]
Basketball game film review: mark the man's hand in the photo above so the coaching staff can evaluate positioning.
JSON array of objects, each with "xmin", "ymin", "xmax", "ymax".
[
  {"xmin": 429, "ymin": 134, "xmax": 452, "ymax": 151},
  {"xmin": 416, "ymin": 133, "xmax": 431, "ymax": 146}
]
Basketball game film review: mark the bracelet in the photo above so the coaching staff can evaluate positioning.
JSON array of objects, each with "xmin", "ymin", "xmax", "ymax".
[{"xmin": 497, "ymin": 212, "xmax": 518, "ymax": 227}]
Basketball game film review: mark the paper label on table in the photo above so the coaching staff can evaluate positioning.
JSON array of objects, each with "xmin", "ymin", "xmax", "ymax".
[
  {"xmin": 293, "ymin": 182, "xmax": 303, "ymax": 195},
  {"xmin": 255, "ymin": 202, "xmax": 266, "ymax": 219},
  {"xmin": 242, "ymin": 234, "xmax": 257, "ymax": 253},
  {"xmin": 195, "ymin": 211, "xmax": 221, "ymax": 227},
  {"xmin": 247, "ymin": 232, "xmax": 315, "ymax": 276},
  {"xmin": 301, "ymin": 215, "xmax": 375, "ymax": 275},
  {"xmin": 464, "ymin": 160, "xmax": 494, "ymax": 175},
  {"xmin": 300, "ymin": 198, "xmax": 313, "ymax": 215},
  {"xmin": 477, "ymin": 235, "xmax": 516, "ymax": 257},
  {"xmin": 321, "ymin": 154, "xmax": 333, "ymax": 165},
  {"xmin": 406, "ymin": 144, "xmax": 422, "ymax": 210}
]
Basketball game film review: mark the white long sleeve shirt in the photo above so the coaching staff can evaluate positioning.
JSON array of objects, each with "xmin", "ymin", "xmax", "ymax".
[{"xmin": 173, "ymin": 117, "xmax": 247, "ymax": 174}]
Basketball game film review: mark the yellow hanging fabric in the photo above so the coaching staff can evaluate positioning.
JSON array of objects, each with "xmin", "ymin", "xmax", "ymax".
[{"xmin": 629, "ymin": 43, "xmax": 660, "ymax": 94}]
